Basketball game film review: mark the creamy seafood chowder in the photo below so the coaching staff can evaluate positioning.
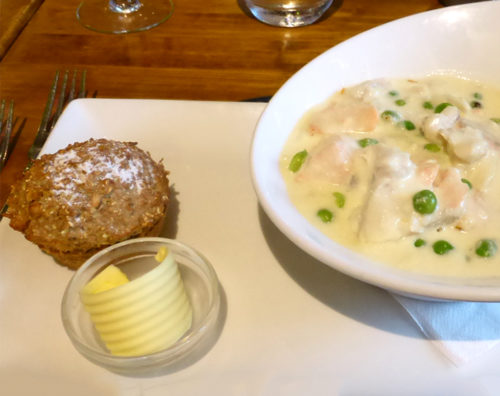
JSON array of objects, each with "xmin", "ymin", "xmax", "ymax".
[{"xmin": 281, "ymin": 75, "xmax": 500, "ymax": 277}]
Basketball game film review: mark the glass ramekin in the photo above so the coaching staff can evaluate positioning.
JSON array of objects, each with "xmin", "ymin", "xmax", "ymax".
[{"xmin": 61, "ymin": 237, "xmax": 220, "ymax": 376}]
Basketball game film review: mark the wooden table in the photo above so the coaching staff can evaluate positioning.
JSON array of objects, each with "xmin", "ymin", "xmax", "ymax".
[{"xmin": 0, "ymin": 0, "xmax": 442, "ymax": 205}]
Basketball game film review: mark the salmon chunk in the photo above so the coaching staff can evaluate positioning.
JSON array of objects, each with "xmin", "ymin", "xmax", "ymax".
[{"xmin": 308, "ymin": 100, "xmax": 378, "ymax": 135}]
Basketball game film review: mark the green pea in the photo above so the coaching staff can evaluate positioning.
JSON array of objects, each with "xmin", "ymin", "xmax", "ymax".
[
  {"xmin": 358, "ymin": 138, "xmax": 378, "ymax": 148},
  {"xmin": 289, "ymin": 150, "xmax": 308, "ymax": 173},
  {"xmin": 395, "ymin": 99, "xmax": 406, "ymax": 106},
  {"xmin": 424, "ymin": 143, "xmax": 440, "ymax": 152},
  {"xmin": 491, "ymin": 118, "xmax": 500, "ymax": 124},
  {"xmin": 388, "ymin": 90, "xmax": 398, "ymax": 97},
  {"xmin": 433, "ymin": 240, "xmax": 454, "ymax": 255},
  {"xmin": 475, "ymin": 239, "xmax": 497, "ymax": 258},
  {"xmin": 333, "ymin": 192, "xmax": 345, "ymax": 208},
  {"xmin": 423, "ymin": 101, "xmax": 434, "ymax": 110},
  {"xmin": 317, "ymin": 209, "xmax": 333, "ymax": 223},
  {"xmin": 413, "ymin": 190, "xmax": 437, "ymax": 214},
  {"xmin": 473, "ymin": 92, "xmax": 483, "ymax": 100},
  {"xmin": 434, "ymin": 102, "xmax": 453, "ymax": 113},
  {"xmin": 414, "ymin": 238, "xmax": 426, "ymax": 247},
  {"xmin": 401, "ymin": 120, "xmax": 416, "ymax": 130},
  {"xmin": 461, "ymin": 178, "xmax": 472, "ymax": 189},
  {"xmin": 381, "ymin": 110, "xmax": 401, "ymax": 122}
]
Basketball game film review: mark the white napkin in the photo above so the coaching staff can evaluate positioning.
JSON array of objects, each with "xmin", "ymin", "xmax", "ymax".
[{"xmin": 393, "ymin": 294, "xmax": 500, "ymax": 366}]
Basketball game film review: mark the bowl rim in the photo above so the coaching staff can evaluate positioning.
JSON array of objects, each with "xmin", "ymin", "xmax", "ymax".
[
  {"xmin": 250, "ymin": 2, "xmax": 500, "ymax": 302},
  {"xmin": 61, "ymin": 237, "xmax": 221, "ymax": 369}
]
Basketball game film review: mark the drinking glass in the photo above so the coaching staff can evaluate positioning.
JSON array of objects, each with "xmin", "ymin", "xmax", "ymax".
[
  {"xmin": 77, "ymin": 0, "xmax": 174, "ymax": 34},
  {"xmin": 244, "ymin": 0, "xmax": 333, "ymax": 27}
]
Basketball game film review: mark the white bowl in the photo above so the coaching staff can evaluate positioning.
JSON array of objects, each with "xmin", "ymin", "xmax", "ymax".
[{"xmin": 251, "ymin": 2, "xmax": 500, "ymax": 302}]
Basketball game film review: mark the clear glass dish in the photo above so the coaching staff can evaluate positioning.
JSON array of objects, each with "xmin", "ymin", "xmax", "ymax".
[{"xmin": 61, "ymin": 237, "xmax": 220, "ymax": 376}]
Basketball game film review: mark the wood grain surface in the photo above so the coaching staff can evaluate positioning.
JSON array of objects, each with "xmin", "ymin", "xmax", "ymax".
[
  {"xmin": 0, "ymin": 0, "xmax": 442, "ymax": 206},
  {"xmin": 0, "ymin": 0, "xmax": 44, "ymax": 60}
]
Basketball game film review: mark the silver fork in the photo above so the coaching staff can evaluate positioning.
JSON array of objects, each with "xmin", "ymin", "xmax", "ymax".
[
  {"xmin": 0, "ymin": 99, "xmax": 15, "ymax": 173},
  {"xmin": 27, "ymin": 69, "xmax": 87, "ymax": 162},
  {"xmin": 0, "ymin": 70, "xmax": 87, "ymax": 220}
]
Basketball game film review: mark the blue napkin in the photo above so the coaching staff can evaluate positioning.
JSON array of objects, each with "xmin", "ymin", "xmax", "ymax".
[{"xmin": 394, "ymin": 294, "xmax": 500, "ymax": 365}]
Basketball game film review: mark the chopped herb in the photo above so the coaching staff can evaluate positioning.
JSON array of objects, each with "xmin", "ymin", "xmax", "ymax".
[
  {"xmin": 317, "ymin": 209, "xmax": 333, "ymax": 223},
  {"xmin": 470, "ymin": 100, "xmax": 482, "ymax": 109},
  {"xmin": 333, "ymin": 192, "xmax": 345, "ymax": 208},
  {"xmin": 423, "ymin": 101, "xmax": 434, "ymax": 110},
  {"xmin": 381, "ymin": 110, "xmax": 401, "ymax": 122},
  {"xmin": 388, "ymin": 90, "xmax": 398, "ymax": 97},
  {"xmin": 491, "ymin": 118, "xmax": 500, "ymax": 124},
  {"xmin": 413, "ymin": 190, "xmax": 437, "ymax": 214},
  {"xmin": 395, "ymin": 99, "xmax": 406, "ymax": 106},
  {"xmin": 424, "ymin": 143, "xmax": 440, "ymax": 152},
  {"xmin": 358, "ymin": 138, "xmax": 378, "ymax": 148},
  {"xmin": 473, "ymin": 92, "xmax": 483, "ymax": 100},
  {"xmin": 433, "ymin": 240, "xmax": 454, "ymax": 255},
  {"xmin": 414, "ymin": 238, "xmax": 426, "ymax": 248},
  {"xmin": 434, "ymin": 102, "xmax": 453, "ymax": 113},
  {"xmin": 475, "ymin": 239, "xmax": 497, "ymax": 258},
  {"xmin": 461, "ymin": 178, "xmax": 472, "ymax": 189},
  {"xmin": 288, "ymin": 150, "xmax": 308, "ymax": 173},
  {"xmin": 401, "ymin": 120, "xmax": 416, "ymax": 130}
]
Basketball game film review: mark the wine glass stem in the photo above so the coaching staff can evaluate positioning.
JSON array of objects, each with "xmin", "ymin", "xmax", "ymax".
[{"xmin": 109, "ymin": 0, "xmax": 143, "ymax": 14}]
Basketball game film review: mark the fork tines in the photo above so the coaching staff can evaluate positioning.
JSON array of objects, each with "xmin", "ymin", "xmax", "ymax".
[
  {"xmin": 28, "ymin": 70, "xmax": 87, "ymax": 161},
  {"xmin": 0, "ymin": 99, "xmax": 14, "ymax": 173}
]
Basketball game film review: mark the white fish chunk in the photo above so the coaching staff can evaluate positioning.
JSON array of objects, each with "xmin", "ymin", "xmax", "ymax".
[
  {"xmin": 358, "ymin": 145, "xmax": 485, "ymax": 242},
  {"xmin": 358, "ymin": 146, "xmax": 423, "ymax": 242},
  {"xmin": 344, "ymin": 79, "xmax": 390, "ymax": 102},
  {"xmin": 422, "ymin": 105, "xmax": 460, "ymax": 142},
  {"xmin": 445, "ymin": 125, "xmax": 488, "ymax": 163},
  {"xmin": 422, "ymin": 105, "xmax": 490, "ymax": 163}
]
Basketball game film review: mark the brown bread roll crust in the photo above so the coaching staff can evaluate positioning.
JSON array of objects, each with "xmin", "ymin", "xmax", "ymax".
[{"xmin": 5, "ymin": 138, "xmax": 169, "ymax": 269}]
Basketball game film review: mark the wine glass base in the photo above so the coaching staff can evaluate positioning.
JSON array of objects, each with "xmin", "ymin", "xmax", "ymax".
[{"xmin": 77, "ymin": 0, "xmax": 174, "ymax": 34}]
